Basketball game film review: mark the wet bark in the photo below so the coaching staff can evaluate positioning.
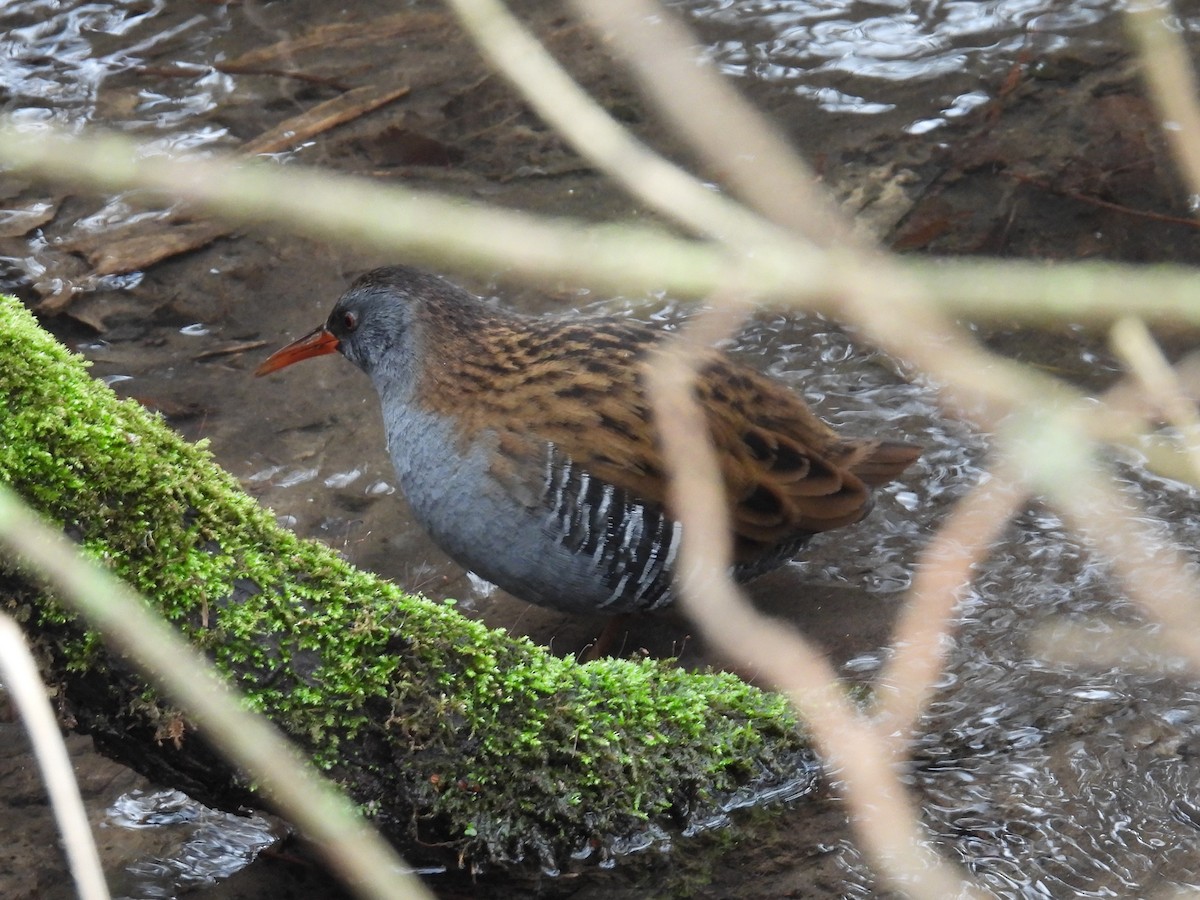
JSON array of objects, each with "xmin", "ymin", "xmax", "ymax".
[{"xmin": 0, "ymin": 294, "xmax": 814, "ymax": 874}]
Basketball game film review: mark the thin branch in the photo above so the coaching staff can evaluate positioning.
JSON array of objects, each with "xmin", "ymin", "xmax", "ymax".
[
  {"xmin": 0, "ymin": 122, "xmax": 748, "ymax": 300},
  {"xmin": 6, "ymin": 123, "xmax": 1200, "ymax": 328},
  {"xmin": 0, "ymin": 614, "xmax": 110, "ymax": 900},
  {"xmin": 444, "ymin": 0, "xmax": 792, "ymax": 251},
  {"xmin": 873, "ymin": 459, "xmax": 1029, "ymax": 754},
  {"xmin": 1110, "ymin": 316, "xmax": 1200, "ymax": 481},
  {"xmin": 913, "ymin": 256, "xmax": 1200, "ymax": 324},
  {"xmin": 570, "ymin": 0, "xmax": 860, "ymax": 246},
  {"xmin": 646, "ymin": 293, "xmax": 986, "ymax": 899},
  {"xmin": 1125, "ymin": 1, "xmax": 1200, "ymax": 203}
]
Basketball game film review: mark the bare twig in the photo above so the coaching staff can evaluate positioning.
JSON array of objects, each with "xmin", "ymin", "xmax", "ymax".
[
  {"xmin": 1110, "ymin": 316, "xmax": 1200, "ymax": 481},
  {"xmin": 646, "ymin": 292, "xmax": 986, "ymax": 898},
  {"xmin": 192, "ymin": 340, "xmax": 269, "ymax": 362},
  {"xmin": 0, "ymin": 122, "xmax": 768, "ymax": 299},
  {"xmin": 7, "ymin": 123, "xmax": 1200, "ymax": 329},
  {"xmin": 444, "ymin": 0, "xmax": 792, "ymax": 251},
  {"xmin": 915, "ymin": 256, "xmax": 1200, "ymax": 325},
  {"xmin": 873, "ymin": 459, "xmax": 1028, "ymax": 755},
  {"xmin": 1125, "ymin": 1, "xmax": 1200, "ymax": 202},
  {"xmin": 215, "ymin": 12, "xmax": 449, "ymax": 75},
  {"xmin": 0, "ymin": 613, "xmax": 110, "ymax": 900},
  {"xmin": 243, "ymin": 84, "xmax": 411, "ymax": 155},
  {"xmin": 570, "ymin": 0, "xmax": 859, "ymax": 245}
]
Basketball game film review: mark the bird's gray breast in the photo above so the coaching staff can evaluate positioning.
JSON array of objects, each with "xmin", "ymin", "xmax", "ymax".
[{"xmin": 378, "ymin": 400, "xmax": 680, "ymax": 614}]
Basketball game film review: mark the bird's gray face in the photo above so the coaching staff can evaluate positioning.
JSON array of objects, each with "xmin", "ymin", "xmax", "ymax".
[
  {"xmin": 327, "ymin": 284, "xmax": 415, "ymax": 377},
  {"xmin": 254, "ymin": 265, "xmax": 432, "ymax": 382}
]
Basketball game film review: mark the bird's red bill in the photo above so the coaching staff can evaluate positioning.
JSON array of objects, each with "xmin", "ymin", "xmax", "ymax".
[{"xmin": 255, "ymin": 326, "xmax": 340, "ymax": 376}]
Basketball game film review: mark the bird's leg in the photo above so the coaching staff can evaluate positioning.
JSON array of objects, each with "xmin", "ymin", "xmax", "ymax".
[{"xmin": 578, "ymin": 613, "xmax": 634, "ymax": 661}]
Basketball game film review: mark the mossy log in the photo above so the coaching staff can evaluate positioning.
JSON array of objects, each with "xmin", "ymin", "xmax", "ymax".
[{"xmin": 0, "ymin": 294, "xmax": 814, "ymax": 871}]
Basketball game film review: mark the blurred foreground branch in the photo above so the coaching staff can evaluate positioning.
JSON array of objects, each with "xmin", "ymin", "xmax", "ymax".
[
  {"xmin": 0, "ymin": 613, "xmax": 110, "ymax": 900},
  {"xmin": 647, "ymin": 300, "xmax": 985, "ymax": 897},
  {"xmin": 6, "ymin": 0, "xmax": 1200, "ymax": 895},
  {"xmin": 3, "ymin": 124, "xmax": 1200, "ymax": 327}
]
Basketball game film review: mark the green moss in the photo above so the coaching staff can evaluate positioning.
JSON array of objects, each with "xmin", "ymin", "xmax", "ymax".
[{"xmin": 0, "ymin": 293, "xmax": 812, "ymax": 869}]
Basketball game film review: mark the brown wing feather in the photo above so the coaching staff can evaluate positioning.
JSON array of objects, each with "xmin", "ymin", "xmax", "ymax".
[
  {"xmin": 691, "ymin": 355, "xmax": 920, "ymax": 558},
  {"xmin": 419, "ymin": 308, "xmax": 919, "ymax": 570}
]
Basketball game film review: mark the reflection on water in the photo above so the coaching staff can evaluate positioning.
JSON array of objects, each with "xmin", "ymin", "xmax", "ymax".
[
  {"xmin": 674, "ymin": 0, "xmax": 1121, "ymax": 123},
  {"xmin": 839, "ymin": 441, "xmax": 1200, "ymax": 895},
  {"xmin": 107, "ymin": 789, "xmax": 278, "ymax": 897},
  {"xmin": 0, "ymin": 0, "xmax": 228, "ymax": 131}
]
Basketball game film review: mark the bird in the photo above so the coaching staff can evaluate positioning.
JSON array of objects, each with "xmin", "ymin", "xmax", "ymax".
[{"xmin": 255, "ymin": 265, "xmax": 920, "ymax": 617}]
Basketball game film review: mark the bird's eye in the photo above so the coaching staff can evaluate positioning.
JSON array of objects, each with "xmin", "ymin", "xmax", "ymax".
[{"xmin": 342, "ymin": 311, "xmax": 358, "ymax": 331}]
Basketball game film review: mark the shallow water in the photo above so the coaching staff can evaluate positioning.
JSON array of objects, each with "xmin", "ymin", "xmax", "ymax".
[
  {"xmin": 672, "ymin": 0, "xmax": 1123, "ymax": 128},
  {"xmin": 3, "ymin": 0, "xmax": 1200, "ymax": 898},
  {"xmin": 105, "ymin": 790, "xmax": 278, "ymax": 898}
]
